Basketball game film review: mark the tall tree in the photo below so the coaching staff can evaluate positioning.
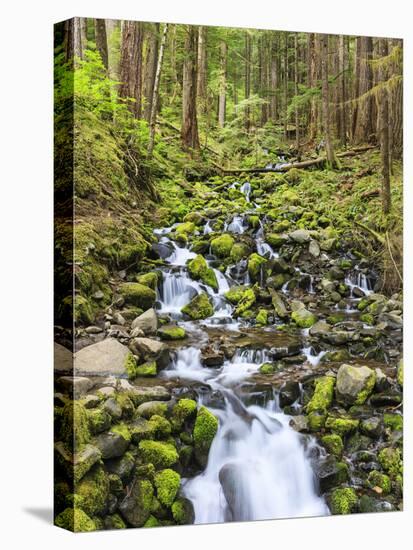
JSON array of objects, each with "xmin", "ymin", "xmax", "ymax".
[
  {"xmin": 197, "ymin": 26, "xmax": 208, "ymax": 110},
  {"xmin": 320, "ymin": 34, "xmax": 338, "ymax": 167},
  {"xmin": 283, "ymin": 33, "xmax": 289, "ymax": 139},
  {"xmin": 269, "ymin": 33, "xmax": 279, "ymax": 122},
  {"xmin": 119, "ymin": 21, "xmax": 144, "ymax": 118},
  {"xmin": 337, "ymin": 34, "xmax": 347, "ymax": 145},
  {"xmin": 143, "ymin": 23, "xmax": 160, "ymax": 121},
  {"xmin": 181, "ymin": 25, "xmax": 200, "ymax": 151},
  {"xmin": 105, "ymin": 19, "xmax": 121, "ymax": 80},
  {"xmin": 377, "ymin": 38, "xmax": 391, "ymax": 214},
  {"xmin": 352, "ymin": 37, "xmax": 374, "ymax": 143},
  {"xmin": 294, "ymin": 33, "xmax": 299, "ymax": 149},
  {"xmin": 244, "ymin": 32, "xmax": 252, "ymax": 131},
  {"xmin": 148, "ymin": 24, "xmax": 169, "ymax": 155},
  {"xmin": 94, "ymin": 19, "xmax": 108, "ymax": 69},
  {"xmin": 218, "ymin": 40, "xmax": 227, "ymax": 127}
]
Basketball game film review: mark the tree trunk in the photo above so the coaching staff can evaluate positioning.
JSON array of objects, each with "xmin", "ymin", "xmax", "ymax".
[
  {"xmin": 244, "ymin": 33, "xmax": 251, "ymax": 132},
  {"xmin": 181, "ymin": 26, "xmax": 200, "ymax": 151},
  {"xmin": 143, "ymin": 23, "xmax": 159, "ymax": 121},
  {"xmin": 73, "ymin": 17, "xmax": 85, "ymax": 60},
  {"xmin": 307, "ymin": 33, "xmax": 318, "ymax": 141},
  {"xmin": 119, "ymin": 21, "xmax": 144, "ymax": 118},
  {"xmin": 105, "ymin": 19, "xmax": 120, "ymax": 80},
  {"xmin": 352, "ymin": 36, "xmax": 374, "ymax": 143},
  {"xmin": 94, "ymin": 19, "xmax": 108, "ymax": 69},
  {"xmin": 320, "ymin": 34, "xmax": 338, "ymax": 167},
  {"xmin": 338, "ymin": 34, "xmax": 347, "ymax": 145},
  {"xmin": 148, "ymin": 24, "xmax": 169, "ymax": 156},
  {"xmin": 377, "ymin": 38, "xmax": 391, "ymax": 214},
  {"xmin": 283, "ymin": 33, "xmax": 289, "ymax": 139},
  {"xmin": 197, "ymin": 26, "xmax": 207, "ymax": 111},
  {"xmin": 270, "ymin": 34, "xmax": 279, "ymax": 122},
  {"xmin": 294, "ymin": 33, "xmax": 299, "ymax": 149},
  {"xmin": 218, "ymin": 40, "xmax": 227, "ymax": 128}
]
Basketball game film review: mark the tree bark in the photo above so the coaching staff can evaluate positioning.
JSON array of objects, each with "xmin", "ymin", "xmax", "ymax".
[
  {"xmin": 338, "ymin": 34, "xmax": 347, "ymax": 145},
  {"xmin": 320, "ymin": 34, "xmax": 338, "ymax": 167},
  {"xmin": 148, "ymin": 24, "xmax": 168, "ymax": 156},
  {"xmin": 94, "ymin": 19, "xmax": 108, "ymax": 69},
  {"xmin": 352, "ymin": 36, "xmax": 374, "ymax": 143},
  {"xmin": 181, "ymin": 25, "xmax": 200, "ymax": 151},
  {"xmin": 143, "ymin": 23, "xmax": 160, "ymax": 121},
  {"xmin": 294, "ymin": 33, "xmax": 299, "ymax": 149},
  {"xmin": 218, "ymin": 40, "xmax": 227, "ymax": 128},
  {"xmin": 119, "ymin": 21, "xmax": 144, "ymax": 118},
  {"xmin": 244, "ymin": 33, "xmax": 252, "ymax": 132},
  {"xmin": 105, "ymin": 19, "xmax": 120, "ymax": 80},
  {"xmin": 377, "ymin": 38, "xmax": 391, "ymax": 214},
  {"xmin": 283, "ymin": 33, "xmax": 289, "ymax": 139},
  {"xmin": 270, "ymin": 33, "xmax": 279, "ymax": 122},
  {"xmin": 197, "ymin": 26, "xmax": 207, "ymax": 110},
  {"xmin": 307, "ymin": 33, "xmax": 318, "ymax": 142}
]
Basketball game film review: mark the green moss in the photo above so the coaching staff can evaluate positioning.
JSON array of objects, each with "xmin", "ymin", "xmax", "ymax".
[
  {"xmin": 193, "ymin": 406, "xmax": 219, "ymax": 466},
  {"xmin": 119, "ymin": 282, "xmax": 156, "ymax": 309},
  {"xmin": 124, "ymin": 352, "xmax": 138, "ymax": 379},
  {"xmin": 291, "ymin": 308, "xmax": 318, "ymax": 328},
  {"xmin": 105, "ymin": 514, "xmax": 126, "ymax": 530},
  {"xmin": 181, "ymin": 292, "xmax": 214, "ymax": 320},
  {"xmin": 266, "ymin": 233, "xmax": 287, "ymax": 248},
  {"xmin": 383, "ymin": 413, "xmax": 403, "ymax": 432},
  {"xmin": 307, "ymin": 412, "xmax": 326, "ymax": 432},
  {"xmin": 158, "ymin": 326, "xmax": 187, "ymax": 341},
  {"xmin": 321, "ymin": 434, "xmax": 344, "ymax": 458},
  {"xmin": 306, "ymin": 376, "xmax": 335, "ymax": 414},
  {"xmin": 325, "ymin": 415, "xmax": 360, "ymax": 437},
  {"xmin": 360, "ymin": 313, "xmax": 374, "ymax": 325},
  {"xmin": 111, "ymin": 423, "xmax": 131, "ymax": 443},
  {"xmin": 378, "ymin": 447, "xmax": 402, "ymax": 477},
  {"xmin": 326, "ymin": 312, "xmax": 345, "ymax": 325},
  {"xmin": 187, "ymin": 255, "xmax": 218, "ymax": 290},
  {"xmin": 55, "ymin": 507, "xmax": 97, "ymax": 532},
  {"xmin": 256, "ymin": 309, "xmax": 268, "ymax": 326},
  {"xmin": 87, "ymin": 408, "xmax": 111, "ymax": 434},
  {"xmin": 136, "ymin": 272, "xmax": 160, "ymax": 290},
  {"xmin": 170, "ymin": 398, "xmax": 197, "ymax": 432},
  {"xmin": 61, "ymin": 401, "xmax": 90, "ymax": 452},
  {"xmin": 329, "ymin": 488, "xmax": 358, "ymax": 515},
  {"xmin": 73, "ymin": 295, "xmax": 94, "ymax": 325},
  {"xmin": 225, "ymin": 285, "xmax": 249, "ymax": 304},
  {"xmin": 148, "ymin": 415, "xmax": 172, "ymax": 439},
  {"xmin": 136, "ymin": 462, "xmax": 156, "ymax": 480},
  {"xmin": 75, "ymin": 465, "xmax": 109, "ymax": 516},
  {"xmin": 234, "ymin": 287, "xmax": 256, "ymax": 316},
  {"xmin": 397, "ymin": 358, "xmax": 403, "ymax": 387},
  {"xmin": 357, "ymin": 298, "xmax": 370, "ymax": 311},
  {"xmin": 211, "ymin": 234, "xmax": 235, "ymax": 258},
  {"xmin": 175, "ymin": 221, "xmax": 196, "ymax": 236},
  {"xmin": 259, "ymin": 363, "xmax": 276, "ymax": 375},
  {"xmin": 367, "ymin": 471, "xmax": 391, "ymax": 494},
  {"xmin": 230, "ymin": 242, "xmax": 251, "ymax": 262},
  {"xmin": 248, "ymin": 253, "xmax": 267, "ymax": 282},
  {"xmin": 172, "ymin": 498, "xmax": 194, "ymax": 525},
  {"xmin": 135, "ymin": 361, "xmax": 158, "ymax": 377},
  {"xmin": 139, "ymin": 440, "xmax": 179, "ymax": 469},
  {"xmin": 154, "ymin": 469, "xmax": 181, "ymax": 507},
  {"xmin": 143, "ymin": 515, "xmax": 160, "ymax": 528}
]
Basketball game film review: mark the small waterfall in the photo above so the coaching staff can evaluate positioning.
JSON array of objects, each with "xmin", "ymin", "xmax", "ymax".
[
  {"xmin": 302, "ymin": 347, "xmax": 327, "ymax": 367},
  {"xmin": 158, "ymin": 269, "xmax": 202, "ymax": 316},
  {"xmin": 163, "ymin": 239, "xmax": 196, "ymax": 266},
  {"xmin": 240, "ymin": 181, "xmax": 251, "ymax": 202},
  {"xmin": 345, "ymin": 267, "xmax": 374, "ymax": 296},
  {"xmin": 166, "ymin": 348, "xmax": 329, "ymax": 523},
  {"xmin": 225, "ymin": 215, "xmax": 246, "ymax": 234},
  {"xmin": 204, "ymin": 220, "xmax": 213, "ymax": 235}
]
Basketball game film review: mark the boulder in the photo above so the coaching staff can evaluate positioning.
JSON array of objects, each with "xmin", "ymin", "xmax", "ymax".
[
  {"xmin": 289, "ymin": 229, "xmax": 311, "ymax": 243},
  {"xmin": 131, "ymin": 308, "xmax": 158, "ymax": 335},
  {"xmin": 181, "ymin": 293, "xmax": 214, "ymax": 320},
  {"xmin": 119, "ymin": 282, "xmax": 156, "ymax": 309},
  {"xmin": 187, "ymin": 254, "xmax": 218, "ymax": 290},
  {"xmin": 128, "ymin": 386, "xmax": 171, "ymax": 406},
  {"xmin": 315, "ymin": 455, "xmax": 349, "ymax": 493},
  {"xmin": 193, "ymin": 406, "xmax": 219, "ymax": 467},
  {"xmin": 309, "ymin": 240, "xmax": 321, "ymax": 257},
  {"xmin": 157, "ymin": 325, "xmax": 186, "ymax": 341},
  {"xmin": 129, "ymin": 337, "xmax": 170, "ymax": 370},
  {"xmin": 336, "ymin": 364, "xmax": 376, "ymax": 406},
  {"xmin": 57, "ymin": 376, "xmax": 92, "ymax": 398},
  {"xmin": 309, "ymin": 320, "xmax": 331, "ymax": 338},
  {"xmin": 75, "ymin": 338, "xmax": 134, "ymax": 378},
  {"xmin": 95, "ymin": 430, "xmax": 130, "ymax": 459},
  {"xmin": 119, "ymin": 478, "xmax": 154, "ymax": 527},
  {"xmin": 55, "ymin": 442, "xmax": 101, "ymax": 483},
  {"xmin": 210, "ymin": 234, "xmax": 235, "ymax": 258},
  {"xmin": 291, "ymin": 307, "xmax": 317, "ymax": 328},
  {"xmin": 54, "ymin": 342, "xmax": 73, "ymax": 374}
]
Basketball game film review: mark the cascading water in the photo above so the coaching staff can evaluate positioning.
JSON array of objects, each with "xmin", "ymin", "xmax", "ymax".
[
  {"xmin": 165, "ymin": 347, "xmax": 329, "ymax": 523},
  {"xmin": 345, "ymin": 268, "xmax": 374, "ymax": 296}
]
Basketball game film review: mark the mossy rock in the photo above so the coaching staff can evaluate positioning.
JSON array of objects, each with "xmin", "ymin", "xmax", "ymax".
[
  {"xmin": 75, "ymin": 465, "xmax": 109, "ymax": 516},
  {"xmin": 307, "ymin": 412, "xmax": 327, "ymax": 432},
  {"xmin": 170, "ymin": 398, "xmax": 197, "ymax": 433},
  {"xmin": 87, "ymin": 408, "xmax": 111, "ymax": 435},
  {"xmin": 321, "ymin": 434, "xmax": 344, "ymax": 458},
  {"xmin": 210, "ymin": 234, "xmax": 235, "ymax": 258},
  {"xmin": 181, "ymin": 293, "xmax": 214, "ymax": 320},
  {"xmin": 383, "ymin": 413, "xmax": 403, "ymax": 432},
  {"xmin": 367, "ymin": 470, "xmax": 391, "ymax": 494},
  {"xmin": 136, "ymin": 272, "xmax": 160, "ymax": 290},
  {"xmin": 256, "ymin": 309, "xmax": 268, "ymax": 326},
  {"xmin": 248, "ymin": 253, "xmax": 267, "ymax": 282},
  {"xmin": 61, "ymin": 401, "xmax": 90, "ymax": 452},
  {"xmin": 234, "ymin": 287, "xmax": 256, "ymax": 317},
  {"xmin": 306, "ymin": 376, "xmax": 335, "ymax": 414},
  {"xmin": 104, "ymin": 514, "xmax": 126, "ymax": 530},
  {"xmin": 139, "ymin": 440, "xmax": 179, "ymax": 469},
  {"xmin": 154, "ymin": 469, "xmax": 181, "ymax": 507},
  {"xmin": 329, "ymin": 487, "xmax": 358, "ymax": 515},
  {"xmin": 378, "ymin": 447, "xmax": 402, "ymax": 477},
  {"xmin": 266, "ymin": 233, "xmax": 288, "ymax": 248},
  {"xmin": 55, "ymin": 507, "xmax": 97, "ymax": 532},
  {"xmin": 143, "ymin": 515, "xmax": 160, "ymax": 528},
  {"xmin": 230, "ymin": 242, "xmax": 251, "ymax": 262},
  {"xmin": 193, "ymin": 406, "xmax": 219, "ymax": 467},
  {"xmin": 259, "ymin": 363, "xmax": 277, "ymax": 375},
  {"xmin": 134, "ymin": 361, "xmax": 158, "ymax": 377},
  {"xmin": 148, "ymin": 415, "xmax": 172, "ymax": 439},
  {"xmin": 175, "ymin": 221, "xmax": 196, "ymax": 236},
  {"xmin": 325, "ymin": 415, "xmax": 360, "ymax": 437},
  {"xmin": 158, "ymin": 326, "xmax": 187, "ymax": 341},
  {"xmin": 119, "ymin": 478, "xmax": 154, "ymax": 527},
  {"xmin": 291, "ymin": 307, "xmax": 318, "ymax": 328},
  {"xmin": 73, "ymin": 295, "xmax": 94, "ymax": 325},
  {"xmin": 397, "ymin": 358, "xmax": 403, "ymax": 387},
  {"xmin": 187, "ymin": 254, "xmax": 218, "ymax": 290},
  {"xmin": 224, "ymin": 285, "xmax": 250, "ymax": 304},
  {"xmin": 171, "ymin": 497, "xmax": 195, "ymax": 525},
  {"xmin": 119, "ymin": 283, "xmax": 156, "ymax": 309}
]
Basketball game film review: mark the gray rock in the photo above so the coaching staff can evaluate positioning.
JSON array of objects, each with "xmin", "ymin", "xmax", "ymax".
[
  {"xmin": 105, "ymin": 452, "xmax": 135, "ymax": 480},
  {"xmin": 95, "ymin": 431, "xmax": 130, "ymax": 459},
  {"xmin": 82, "ymin": 394, "xmax": 101, "ymax": 409},
  {"xmin": 103, "ymin": 398, "xmax": 123, "ymax": 420},
  {"xmin": 269, "ymin": 288, "xmax": 288, "ymax": 319},
  {"xmin": 336, "ymin": 364, "xmax": 376, "ymax": 405},
  {"xmin": 309, "ymin": 240, "xmax": 321, "ymax": 257},
  {"xmin": 309, "ymin": 320, "xmax": 331, "ymax": 338},
  {"xmin": 129, "ymin": 337, "xmax": 170, "ymax": 369},
  {"xmin": 54, "ymin": 342, "xmax": 73, "ymax": 374},
  {"xmin": 75, "ymin": 338, "xmax": 133, "ymax": 377},
  {"xmin": 55, "ymin": 442, "xmax": 101, "ymax": 483},
  {"xmin": 85, "ymin": 326, "xmax": 103, "ymax": 334},
  {"xmin": 119, "ymin": 479, "xmax": 153, "ymax": 527},
  {"xmin": 129, "ymin": 385, "xmax": 171, "ymax": 406},
  {"xmin": 315, "ymin": 455, "xmax": 349, "ymax": 493},
  {"xmin": 136, "ymin": 401, "xmax": 168, "ymax": 419},
  {"xmin": 57, "ymin": 376, "xmax": 93, "ymax": 398},
  {"xmin": 279, "ymin": 381, "xmax": 300, "ymax": 407},
  {"xmin": 289, "ymin": 415, "xmax": 309, "ymax": 432},
  {"xmin": 289, "ymin": 229, "xmax": 311, "ymax": 243},
  {"xmin": 130, "ymin": 327, "xmax": 145, "ymax": 338},
  {"xmin": 131, "ymin": 308, "xmax": 158, "ymax": 335},
  {"xmin": 113, "ymin": 312, "xmax": 126, "ymax": 326},
  {"xmin": 360, "ymin": 417, "xmax": 383, "ymax": 438}
]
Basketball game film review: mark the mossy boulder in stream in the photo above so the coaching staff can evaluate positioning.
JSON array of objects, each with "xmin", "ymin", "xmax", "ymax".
[
  {"xmin": 119, "ymin": 283, "xmax": 156, "ymax": 309},
  {"xmin": 187, "ymin": 254, "xmax": 218, "ymax": 290},
  {"xmin": 61, "ymin": 401, "xmax": 91, "ymax": 452},
  {"xmin": 75, "ymin": 465, "xmax": 110, "ymax": 516},
  {"xmin": 170, "ymin": 398, "xmax": 197, "ymax": 432},
  {"xmin": 306, "ymin": 376, "xmax": 335, "ymax": 414},
  {"xmin": 234, "ymin": 287, "xmax": 256, "ymax": 316},
  {"xmin": 248, "ymin": 253, "xmax": 267, "ymax": 282},
  {"xmin": 329, "ymin": 488, "xmax": 358, "ymax": 514},
  {"xmin": 139, "ymin": 440, "xmax": 179, "ymax": 469},
  {"xmin": 225, "ymin": 285, "xmax": 249, "ymax": 304},
  {"xmin": 55, "ymin": 507, "xmax": 97, "ymax": 532},
  {"xmin": 211, "ymin": 234, "xmax": 234, "ymax": 258},
  {"xmin": 193, "ymin": 406, "xmax": 219, "ymax": 467},
  {"xmin": 336, "ymin": 364, "xmax": 376, "ymax": 406},
  {"xmin": 230, "ymin": 242, "xmax": 251, "ymax": 262},
  {"xmin": 291, "ymin": 307, "xmax": 317, "ymax": 328},
  {"xmin": 119, "ymin": 478, "xmax": 154, "ymax": 527},
  {"xmin": 154, "ymin": 469, "xmax": 181, "ymax": 507},
  {"xmin": 181, "ymin": 293, "xmax": 214, "ymax": 320}
]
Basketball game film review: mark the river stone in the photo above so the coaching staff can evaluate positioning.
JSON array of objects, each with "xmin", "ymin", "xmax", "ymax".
[
  {"xmin": 309, "ymin": 240, "xmax": 321, "ymax": 257},
  {"xmin": 128, "ymin": 386, "xmax": 171, "ymax": 406},
  {"xmin": 131, "ymin": 308, "xmax": 158, "ymax": 335},
  {"xmin": 57, "ymin": 376, "xmax": 92, "ymax": 398},
  {"xmin": 279, "ymin": 381, "xmax": 300, "ymax": 407},
  {"xmin": 336, "ymin": 364, "xmax": 376, "ymax": 406},
  {"xmin": 95, "ymin": 431, "xmax": 130, "ymax": 459},
  {"xmin": 75, "ymin": 338, "xmax": 132, "ymax": 377},
  {"xmin": 289, "ymin": 229, "xmax": 311, "ymax": 243},
  {"xmin": 289, "ymin": 415, "xmax": 309, "ymax": 432},
  {"xmin": 315, "ymin": 455, "xmax": 349, "ymax": 493},
  {"xmin": 55, "ymin": 441, "xmax": 102, "ymax": 483},
  {"xmin": 129, "ymin": 337, "xmax": 170, "ymax": 370},
  {"xmin": 105, "ymin": 453, "xmax": 135, "ymax": 480},
  {"xmin": 309, "ymin": 320, "xmax": 331, "ymax": 338},
  {"xmin": 269, "ymin": 288, "xmax": 288, "ymax": 319},
  {"xmin": 54, "ymin": 342, "xmax": 73, "ymax": 374},
  {"xmin": 119, "ymin": 478, "xmax": 154, "ymax": 527},
  {"xmin": 219, "ymin": 462, "xmax": 248, "ymax": 521},
  {"xmin": 103, "ymin": 398, "xmax": 123, "ymax": 420},
  {"xmin": 321, "ymin": 331, "xmax": 357, "ymax": 345}
]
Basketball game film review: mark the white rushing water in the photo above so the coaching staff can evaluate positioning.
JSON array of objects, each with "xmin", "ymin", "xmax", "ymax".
[
  {"xmin": 165, "ymin": 347, "xmax": 329, "ymax": 523},
  {"xmin": 345, "ymin": 268, "xmax": 374, "ymax": 296}
]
